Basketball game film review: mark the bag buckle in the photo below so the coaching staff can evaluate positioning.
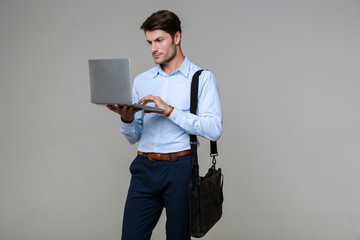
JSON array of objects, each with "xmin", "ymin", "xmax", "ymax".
[{"xmin": 211, "ymin": 155, "xmax": 217, "ymax": 168}]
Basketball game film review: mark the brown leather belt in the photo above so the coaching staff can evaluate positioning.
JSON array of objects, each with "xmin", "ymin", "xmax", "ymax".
[{"xmin": 138, "ymin": 150, "xmax": 192, "ymax": 162}]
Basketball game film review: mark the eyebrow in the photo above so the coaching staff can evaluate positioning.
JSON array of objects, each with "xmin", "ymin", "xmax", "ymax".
[{"xmin": 147, "ymin": 37, "xmax": 164, "ymax": 43}]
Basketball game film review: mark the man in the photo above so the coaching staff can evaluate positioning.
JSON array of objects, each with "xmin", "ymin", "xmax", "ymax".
[{"xmin": 107, "ymin": 10, "xmax": 222, "ymax": 240}]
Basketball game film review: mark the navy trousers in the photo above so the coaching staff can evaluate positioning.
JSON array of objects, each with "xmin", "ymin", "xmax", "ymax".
[{"xmin": 121, "ymin": 153, "xmax": 193, "ymax": 240}]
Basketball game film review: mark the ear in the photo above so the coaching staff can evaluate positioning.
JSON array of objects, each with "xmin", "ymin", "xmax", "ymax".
[{"xmin": 174, "ymin": 31, "xmax": 181, "ymax": 45}]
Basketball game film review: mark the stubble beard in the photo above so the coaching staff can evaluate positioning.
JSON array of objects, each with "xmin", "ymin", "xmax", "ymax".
[{"xmin": 154, "ymin": 42, "xmax": 177, "ymax": 66}]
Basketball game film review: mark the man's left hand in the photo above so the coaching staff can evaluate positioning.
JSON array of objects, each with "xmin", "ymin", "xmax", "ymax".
[{"xmin": 138, "ymin": 95, "xmax": 173, "ymax": 116}]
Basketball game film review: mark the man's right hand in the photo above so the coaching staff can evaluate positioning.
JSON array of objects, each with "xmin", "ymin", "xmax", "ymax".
[{"xmin": 106, "ymin": 104, "xmax": 141, "ymax": 123}]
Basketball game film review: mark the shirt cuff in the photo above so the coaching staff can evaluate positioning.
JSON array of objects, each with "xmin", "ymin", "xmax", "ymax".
[
  {"xmin": 167, "ymin": 107, "xmax": 185, "ymax": 124},
  {"xmin": 120, "ymin": 120, "xmax": 136, "ymax": 134}
]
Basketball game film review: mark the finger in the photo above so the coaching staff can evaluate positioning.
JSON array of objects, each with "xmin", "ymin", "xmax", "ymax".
[
  {"xmin": 107, "ymin": 105, "xmax": 117, "ymax": 112},
  {"xmin": 141, "ymin": 100, "xmax": 154, "ymax": 106},
  {"xmin": 127, "ymin": 106, "xmax": 135, "ymax": 113},
  {"xmin": 138, "ymin": 98, "xmax": 146, "ymax": 104},
  {"xmin": 139, "ymin": 95, "xmax": 154, "ymax": 103},
  {"xmin": 129, "ymin": 107, "xmax": 142, "ymax": 113},
  {"xmin": 125, "ymin": 106, "xmax": 139, "ymax": 115},
  {"xmin": 115, "ymin": 104, "xmax": 124, "ymax": 110}
]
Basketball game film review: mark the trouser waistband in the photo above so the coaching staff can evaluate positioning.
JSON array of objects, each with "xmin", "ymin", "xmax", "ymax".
[{"xmin": 137, "ymin": 150, "xmax": 192, "ymax": 162}]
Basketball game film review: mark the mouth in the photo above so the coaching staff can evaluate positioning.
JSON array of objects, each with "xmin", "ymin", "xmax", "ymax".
[{"xmin": 153, "ymin": 53, "xmax": 161, "ymax": 59}]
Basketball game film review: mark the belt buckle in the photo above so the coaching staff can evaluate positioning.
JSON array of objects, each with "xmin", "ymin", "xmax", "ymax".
[{"xmin": 148, "ymin": 153, "xmax": 156, "ymax": 162}]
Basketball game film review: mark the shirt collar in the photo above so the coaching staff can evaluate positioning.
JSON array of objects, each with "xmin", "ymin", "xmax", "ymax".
[{"xmin": 152, "ymin": 57, "xmax": 190, "ymax": 78}]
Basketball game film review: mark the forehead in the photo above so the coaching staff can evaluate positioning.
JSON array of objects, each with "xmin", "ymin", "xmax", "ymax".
[{"xmin": 145, "ymin": 29, "xmax": 172, "ymax": 41}]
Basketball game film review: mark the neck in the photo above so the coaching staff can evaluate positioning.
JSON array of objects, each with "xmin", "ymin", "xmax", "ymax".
[{"xmin": 161, "ymin": 49, "xmax": 185, "ymax": 75}]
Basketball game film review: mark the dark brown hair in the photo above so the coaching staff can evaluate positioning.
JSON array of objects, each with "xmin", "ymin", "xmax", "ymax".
[{"xmin": 140, "ymin": 10, "xmax": 182, "ymax": 38}]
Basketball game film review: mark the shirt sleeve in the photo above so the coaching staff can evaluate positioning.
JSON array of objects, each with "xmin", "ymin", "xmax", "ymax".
[
  {"xmin": 120, "ymin": 83, "xmax": 144, "ymax": 144},
  {"xmin": 120, "ymin": 112, "xmax": 143, "ymax": 144},
  {"xmin": 167, "ymin": 70, "xmax": 223, "ymax": 141}
]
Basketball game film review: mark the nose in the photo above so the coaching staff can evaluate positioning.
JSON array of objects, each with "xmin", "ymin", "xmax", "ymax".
[{"xmin": 151, "ymin": 43, "xmax": 158, "ymax": 53}]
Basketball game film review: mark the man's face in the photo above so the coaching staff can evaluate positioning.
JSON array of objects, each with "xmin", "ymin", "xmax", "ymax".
[{"xmin": 145, "ymin": 29, "xmax": 180, "ymax": 65}]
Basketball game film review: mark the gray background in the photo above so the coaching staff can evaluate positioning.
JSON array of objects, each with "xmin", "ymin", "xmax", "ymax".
[{"xmin": 1, "ymin": 0, "xmax": 360, "ymax": 239}]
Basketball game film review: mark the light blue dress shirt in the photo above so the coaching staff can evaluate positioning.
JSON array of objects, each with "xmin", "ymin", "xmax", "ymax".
[{"xmin": 120, "ymin": 57, "xmax": 222, "ymax": 153}]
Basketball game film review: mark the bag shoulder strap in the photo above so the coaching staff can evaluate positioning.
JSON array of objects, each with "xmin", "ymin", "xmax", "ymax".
[{"xmin": 190, "ymin": 70, "xmax": 218, "ymax": 174}]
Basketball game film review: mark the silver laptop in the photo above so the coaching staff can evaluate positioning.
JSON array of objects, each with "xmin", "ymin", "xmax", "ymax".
[{"xmin": 89, "ymin": 58, "xmax": 163, "ymax": 112}]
